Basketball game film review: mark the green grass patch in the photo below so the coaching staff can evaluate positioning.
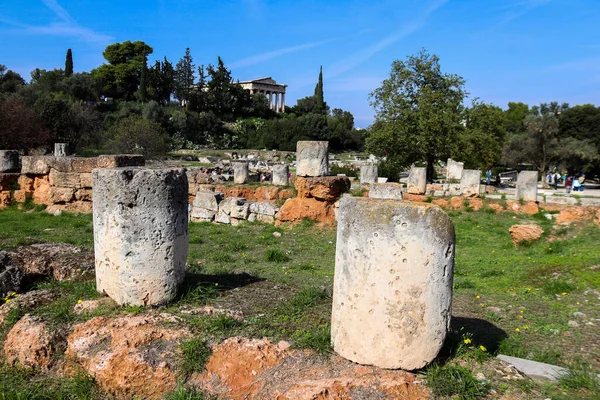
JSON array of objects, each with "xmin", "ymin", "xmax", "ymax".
[
  {"xmin": 179, "ymin": 338, "xmax": 212, "ymax": 377},
  {"xmin": 425, "ymin": 364, "xmax": 490, "ymax": 399},
  {"xmin": 264, "ymin": 248, "xmax": 290, "ymax": 263}
]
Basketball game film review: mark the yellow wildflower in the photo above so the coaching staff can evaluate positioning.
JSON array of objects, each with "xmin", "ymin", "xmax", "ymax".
[
  {"xmin": 476, "ymin": 295, "xmax": 481, "ymax": 299},
  {"xmin": 479, "ymin": 345, "xmax": 487, "ymax": 352},
  {"xmin": 561, "ymin": 292, "xmax": 567, "ymax": 296},
  {"xmin": 464, "ymin": 338, "xmax": 472, "ymax": 344},
  {"xmin": 77, "ymin": 299, "xmax": 83, "ymax": 304},
  {"xmin": 519, "ymin": 315, "xmax": 523, "ymax": 319},
  {"xmin": 515, "ymin": 327, "xmax": 520, "ymax": 332}
]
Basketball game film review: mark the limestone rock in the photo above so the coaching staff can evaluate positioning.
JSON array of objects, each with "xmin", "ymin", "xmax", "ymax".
[
  {"xmin": 332, "ymin": 198, "xmax": 455, "ymax": 370},
  {"xmin": 402, "ymin": 193, "xmax": 428, "ymax": 203},
  {"xmin": 4, "ymin": 315, "xmax": 57, "ymax": 369},
  {"xmin": 249, "ymin": 201, "xmax": 279, "ymax": 217},
  {"xmin": 48, "ymin": 187, "xmax": 75, "ymax": 203},
  {"xmin": 432, "ymin": 199, "xmax": 449, "ymax": 208},
  {"xmin": 271, "ymin": 164, "xmax": 289, "ymax": 186},
  {"xmin": 8, "ymin": 243, "xmax": 94, "ymax": 281},
  {"xmin": 54, "ymin": 143, "xmax": 68, "ymax": 157},
  {"xmin": 73, "ymin": 297, "xmax": 115, "ymax": 315},
  {"xmin": 509, "ymin": 225, "xmax": 544, "ymax": 247},
  {"xmin": 192, "ymin": 190, "xmax": 223, "ymax": 211},
  {"xmin": 233, "ymin": 162, "xmax": 249, "ymax": 184},
  {"xmin": 17, "ymin": 174, "xmax": 34, "ymax": 191},
  {"xmin": 446, "ymin": 158, "xmax": 464, "ymax": 180},
  {"xmin": 190, "ymin": 208, "xmax": 216, "ymax": 222},
  {"xmin": 296, "ymin": 141, "xmax": 329, "ymax": 177},
  {"xmin": 450, "ymin": 196, "xmax": 464, "ymax": 210},
  {"xmin": 360, "ymin": 165, "xmax": 378, "ymax": 184},
  {"xmin": 294, "ymin": 176, "xmax": 350, "ymax": 202},
  {"xmin": 96, "ymin": 154, "xmax": 144, "ymax": 169},
  {"xmin": 0, "ymin": 266, "xmax": 24, "ymax": 298},
  {"xmin": 468, "ymin": 198, "xmax": 483, "ymax": 210},
  {"xmin": 21, "ymin": 156, "xmax": 51, "ymax": 175},
  {"xmin": 276, "ymin": 197, "xmax": 336, "ymax": 225},
  {"xmin": 369, "ymin": 182, "xmax": 403, "ymax": 200},
  {"xmin": 460, "ymin": 169, "xmax": 481, "ymax": 197},
  {"xmin": 556, "ymin": 206, "xmax": 598, "ymax": 224},
  {"xmin": 488, "ymin": 203, "xmax": 504, "ymax": 213},
  {"xmin": 407, "ymin": 167, "xmax": 426, "ymax": 194},
  {"xmin": 93, "ymin": 168, "xmax": 188, "ymax": 306},
  {"xmin": 516, "ymin": 171, "xmax": 538, "ymax": 202},
  {"xmin": 521, "ymin": 201, "xmax": 539, "ymax": 215},
  {"xmin": 0, "ymin": 289, "xmax": 57, "ymax": 325},
  {"xmin": 66, "ymin": 314, "xmax": 189, "ymax": 400}
]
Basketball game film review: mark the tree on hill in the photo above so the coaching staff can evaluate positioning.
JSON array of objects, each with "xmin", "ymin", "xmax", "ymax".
[
  {"xmin": 65, "ymin": 49, "xmax": 73, "ymax": 77},
  {"xmin": 0, "ymin": 97, "xmax": 50, "ymax": 151},
  {"xmin": 313, "ymin": 66, "xmax": 326, "ymax": 114},
  {"xmin": 0, "ymin": 69, "xmax": 26, "ymax": 93},
  {"xmin": 366, "ymin": 50, "xmax": 467, "ymax": 181},
  {"xmin": 92, "ymin": 40, "xmax": 153, "ymax": 100},
  {"xmin": 174, "ymin": 48, "xmax": 195, "ymax": 105}
]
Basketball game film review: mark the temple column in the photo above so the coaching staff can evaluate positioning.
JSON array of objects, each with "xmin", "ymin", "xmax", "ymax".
[
  {"xmin": 281, "ymin": 92, "xmax": 285, "ymax": 112},
  {"xmin": 274, "ymin": 92, "xmax": 280, "ymax": 112},
  {"xmin": 267, "ymin": 91, "xmax": 272, "ymax": 109}
]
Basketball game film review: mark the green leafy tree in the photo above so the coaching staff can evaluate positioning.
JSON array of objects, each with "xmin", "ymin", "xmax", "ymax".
[
  {"xmin": 65, "ymin": 49, "xmax": 73, "ymax": 77},
  {"xmin": 174, "ymin": 48, "xmax": 195, "ymax": 105},
  {"xmin": 136, "ymin": 54, "xmax": 148, "ymax": 102},
  {"xmin": 60, "ymin": 73, "xmax": 97, "ymax": 102},
  {"xmin": 458, "ymin": 99, "xmax": 507, "ymax": 169},
  {"xmin": 107, "ymin": 115, "xmax": 169, "ymax": 158},
  {"xmin": 366, "ymin": 50, "xmax": 467, "ymax": 180},
  {"xmin": 92, "ymin": 40, "xmax": 153, "ymax": 100},
  {"xmin": 313, "ymin": 66, "xmax": 326, "ymax": 114},
  {"xmin": 204, "ymin": 57, "xmax": 251, "ymax": 119},
  {"xmin": 0, "ymin": 97, "xmax": 50, "ymax": 151},
  {"xmin": 0, "ymin": 70, "xmax": 26, "ymax": 93},
  {"xmin": 504, "ymin": 102, "xmax": 529, "ymax": 135}
]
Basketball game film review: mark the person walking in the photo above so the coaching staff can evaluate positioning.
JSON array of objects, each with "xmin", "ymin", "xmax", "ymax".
[
  {"xmin": 565, "ymin": 175, "xmax": 573, "ymax": 194},
  {"xmin": 486, "ymin": 168, "xmax": 492, "ymax": 185},
  {"xmin": 580, "ymin": 174, "xmax": 586, "ymax": 192},
  {"xmin": 573, "ymin": 176, "xmax": 581, "ymax": 192}
]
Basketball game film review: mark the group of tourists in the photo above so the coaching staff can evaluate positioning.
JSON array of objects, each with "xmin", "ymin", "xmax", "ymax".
[{"xmin": 545, "ymin": 171, "xmax": 586, "ymax": 193}]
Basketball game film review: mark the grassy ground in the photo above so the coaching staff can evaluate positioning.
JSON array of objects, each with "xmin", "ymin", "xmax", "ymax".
[{"xmin": 0, "ymin": 204, "xmax": 599, "ymax": 399}]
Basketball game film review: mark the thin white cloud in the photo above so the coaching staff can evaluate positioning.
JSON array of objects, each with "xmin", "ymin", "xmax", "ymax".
[
  {"xmin": 230, "ymin": 36, "xmax": 344, "ymax": 69},
  {"xmin": 324, "ymin": 0, "xmax": 450, "ymax": 78},
  {"xmin": 0, "ymin": 0, "xmax": 112, "ymax": 43},
  {"xmin": 481, "ymin": 0, "xmax": 551, "ymax": 33}
]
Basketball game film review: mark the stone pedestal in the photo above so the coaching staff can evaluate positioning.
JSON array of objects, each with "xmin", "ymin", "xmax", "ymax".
[
  {"xmin": 296, "ymin": 141, "xmax": 328, "ymax": 177},
  {"xmin": 0, "ymin": 151, "xmax": 19, "ymax": 172},
  {"xmin": 54, "ymin": 143, "xmax": 69, "ymax": 157},
  {"xmin": 360, "ymin": 165, "xmax": 378, "ymax": 185},
  {"xmin": 407, "ymin": 167, "xmax": 426, "ymax": 194},
  {"xmin": 332, "ymin": 197, "xmax": 455, "ymax": 370},
  {"xmin": 233, "ymin": 162, "xmax": 249, "ymax": 184},
  {"xmin": 516, "ymin": 171, "xmax": 538, "ymax": 202},
  {"xmin": 271, "ymin": 164, "xmax": 289, "ymax": 186},
  {"xmin": 92, "ymin": 168, "xmax": 188, "ymax": 306},
  {"xmin": 369, "ymin": 183, "xmax": 403, "ymax": 200},
  {"xmin": 446, "ymin": 159, "xmax": 463, "ymax": 181},
  {"xmin": 460, "ymin": 170, "xmax": 481, "ymax": 197}
]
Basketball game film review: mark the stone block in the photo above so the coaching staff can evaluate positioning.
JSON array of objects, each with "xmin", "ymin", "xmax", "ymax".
[
  {"xmin": 233, "ymin": 162, "xmax": 249, "ymax": 184},
  {"xmin": 446, "ymin": 158, "xmax": 463, "ymax": 181},
  {"xmin": 190, "ymin": 208, "xmax": 216, "ymax": 222},
  {"xmin": 294, "ymin": 176, "xmax": 351, "ymax": 202},
  {"xmin": 17, "ymin": 175, "xmax": 34, "ymax": 191},
  {"xmin": 248, "ymin": 213, "xmax": 276, "ymax": 224},
  {"xmin": 407, "ymin": 167, "xmax": 426, "ymax": 195},
  {"xmin": 92, "ymin": 168, "xmax": 188, "ymax": 306},
  {"xmin": 516, "ymin": 171, "xmax": 538, "ymax": 202},
  {"xmin": 271, "ymin": 164, "xmax": 289, "ymax": 186},
  {"xmin": 230, "ymin": 202, "xmax": 250, "ymax": 219},
  {"xmin": 545, "ymin": 196, "xmax": 577, "ymax": 205},
  {"xmin": 96, "ymin": 154, "xmax": 145, "ymax": 169},
  {"xmin": 80, "ymin": 173, "xmax": 93, "ymax": 188},
  {"xmin": 296, "ymin": 141, "xmax": 329, "ymax": 177},
  {"xmin": 48, "ymin": 187, "xmax": 75, "ymax": 203},
  {"xmin": 332, "ymin": 197, "xmax": 454, "ymax": 370},
  {"xmin": 360, "ymin": 165, "xmax": 378, "ymax": 184},
  {"xmin": 0, "ymin": 192, "xmax": 11, "ymax": 208},
  {"xmin": 460, "ymin": 169, "xmax": 481, "ymax": 197},
  {"xmin": 215, "ymin": 210, "xmax": 231, "ymax": 224},
  {"xmin": 192, "ymin": 191, "xmax": 223, "ymax": 211},
  {"xmin": 75, "ymin": 188, "xmax": 93, "ymax": 202},
  {"xmin": 0, "ymin": 173, "xmax": 19, "ymax": 191},
  {"xmin": 21, "ymin": 156, "xmax": 51, "ymax": 175},
  {"xmin": 54, "ymin": 143, "xmax": 69, "ymax": 157},
  {"xmin": 249, "ymin": 201, "xmax": 279, "ymax": 217},
  {"xmin": 71, "ymin": 158, "xmax": 98, "ymax": 173},
  {"xmin": 230, "ymin": 217, "xmax": 245, "ymax": 226},
  {"xmin": 0, "ymin": 151, "xmax": 19, "ymax": 172},
  {"xmin": 368, "ymin": 183, "xmax": 403, "ymax": 200},
  {"xmin": 49, "ymin": 170, "xmax": 81, "ymax": 188},
  {"xmin": 497, "ymin": 355, "xmax": 568, "ymax": 383},
  {"xmin": 13, "ymin": 190, "xmax": 30, "ymax": 203}
]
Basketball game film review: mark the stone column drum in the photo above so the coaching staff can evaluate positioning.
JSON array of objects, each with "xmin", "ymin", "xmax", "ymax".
[
  {"xmin": 92, "ymin": 168, "xmax": 188, "ymax": 306},
  {"xmin": 0, "ymin": 150, "xmax": 19, "ymax": 172},
  {"xmin": 407, "ymin": 167, "xmax": 427, "ymax": 194},
  {"xmin": 332, "ymin": 197, "xmax": 455, "ymax": 370},
  {"xmin": 296, "ymin": 141, "xmax": 328, "ymax": 177},
  {"xmin": 516, "ymin": 170, "xmax": 538, "ymax": 202},
  {"xmin": 271, "ymin": 164, "xmax": 289, "ymax": 186},
  {"xmin": 446, "ymin": 158, "xmax": 464, "ymax": 181},
  {"xmin": 54, "ymin": 143, "xmax": 69, "ymax": 157},
  {"xmin": 233, "ymin": 162, "xmax": 249, "ymax": 184},
  {"xmin": 360, "ymin": 165, "xmax": 378, "ymax": 185},
  {"xmin": 460, "ymin": 169, "xmax": 481, "ymax": 197}
]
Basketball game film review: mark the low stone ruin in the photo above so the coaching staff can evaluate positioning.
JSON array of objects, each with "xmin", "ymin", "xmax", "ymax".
[
  {"xmin": 407, "ymin": 167, "xmax": 427, "ymax": 194},
  {"xmin": 93, "ymin": 168, "xmax": 188, "ymax": 306},
  {"xmin": 190, "ymin": 191, "xmax": 280, "ymax": 225},
  {"xmin": 332, "ymin": 197, "xmax": 454, "ymax": 370},
  {"xmin": 446, "ymin": 158, "xmax": 464, "ymax": 181}
]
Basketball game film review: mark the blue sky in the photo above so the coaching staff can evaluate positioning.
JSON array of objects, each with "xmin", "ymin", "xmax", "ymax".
[{"xmin": 1, "ymin": 0, "xmax": 599, "ymax": 127}]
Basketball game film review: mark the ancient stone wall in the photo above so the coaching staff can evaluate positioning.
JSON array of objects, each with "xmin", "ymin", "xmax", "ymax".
[{"xmin": 0, "ymin": 154, "xmax": 144, "ymax": 212}]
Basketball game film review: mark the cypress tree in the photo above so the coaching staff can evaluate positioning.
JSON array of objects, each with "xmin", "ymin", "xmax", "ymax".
[
  {"xmin": 313, "ymin": 66, "xmax": 325, "ymax": 114},
  {"xmin": 65, "ymin": 49, "xmax": 73, "ymax": 77},
  {"xmin": 138, "ymin": 55, "xmax": 148, "ymax": 102}
]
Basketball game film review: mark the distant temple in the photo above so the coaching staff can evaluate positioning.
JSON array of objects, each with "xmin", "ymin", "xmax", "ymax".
[{"xmin": 238, "ymin": 77, "xmax": 287, "ymax": 113}]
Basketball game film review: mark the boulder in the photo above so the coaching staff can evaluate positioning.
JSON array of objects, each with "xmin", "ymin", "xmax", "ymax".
[
  {"xmin": 0, "ymin": 266, "xmax": 24, "ymax": 298},
  {"xmin": 66, "ymin": 314, "xmax": 189, "ymax": 400},
  {"xmin": 0, "ymin": 289, "xmax": 57, "ymax": 325},
  {"xmin": 8, "ymin": 243, "xmax": 95, "ymax": 281},
  {"xmin": 431, "ymin": 199, "xmax": 449, "ymax": 208},
  {"xmin": 521, "ymin": 201, "xmax": 539, "ymax": 215},
  {"xmin": 4, "ymin": 314, "xmax": 57, "ymax": 369},
  {"xmin": 509, "ymin": 225, "xmax": 544, "ymax": 247},
  {"xmin": 450, "ymin": 196, "xmax": 464, "ymax": 210},
  {"xmin": 556, "ymin": 206, "xmax": 598, "ymax": 224},
  {"xmin": 276, "ymin": 197, "xmax": 336, "ymax": 225},
  {"xmin": 488, "ymin": 203, "xmax": 504, "ymax": 213},
  {"xmin": 468, "ymin": 198, "xmax": 483, "ymax": 210},
  {"xmin": 294, "ymin": 176, "xmax": 350, "ymax": 202}
]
